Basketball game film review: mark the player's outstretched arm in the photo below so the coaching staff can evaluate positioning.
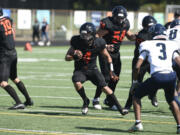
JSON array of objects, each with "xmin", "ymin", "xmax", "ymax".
[
  {"xmin": 126, "ymin": 30, "xmax": 136, "ymax": 41},
  {"xmin": 96, "ymin": 28, "xmax": 109, "ymax": 38},
  {"xmin": 101, "ymin": 48, "xmax": 119, "ymax": 81}
]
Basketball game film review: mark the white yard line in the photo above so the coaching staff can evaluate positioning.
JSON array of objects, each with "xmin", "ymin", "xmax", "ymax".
[
  {"xmin": 0, "ymin": 94, "xmax": 167, "ymax": 103},
  {"xmin": 0, "ymin": 128, "xmax": 103, "ymax": 135},
  {"xmin": 23, "ymin": 109, "xmax": 173, "ymax": 119},
  {"xmin": 18, "ymin": 58, "xmax": 64, "ymax": 62},
  {"xmin": 18, "ymin": 56, "xmax": 132, "ymax": 63}
]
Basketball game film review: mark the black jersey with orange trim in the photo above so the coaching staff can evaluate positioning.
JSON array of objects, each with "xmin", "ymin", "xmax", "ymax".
[
  {"xmin": 100, "ymin": 17, "xmax": 130, "ymax": 53},
  {"xmin": 70, "ymin": 35, "xmax": 106, "ymax": 70},
  {"xmin": 134, "ymin": 29, "xmax": 152, "ymax": 59},
  {"xmin": 0, "ymin": 16, "xmax": 15, "ymax": 52}
]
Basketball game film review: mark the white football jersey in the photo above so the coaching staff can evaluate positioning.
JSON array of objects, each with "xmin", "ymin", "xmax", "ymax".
[
  {"xmin": 167, "ymin": 26, "xmax": 180, "ymax": 42},
  {"xmin": 139, "ymin": 40, "xmax": 180, "ymax": 75}
]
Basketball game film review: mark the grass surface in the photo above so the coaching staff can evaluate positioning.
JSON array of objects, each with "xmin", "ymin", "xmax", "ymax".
[{"xmin": 0, "ymin": 45, "xmax": 177, "ymax": 135}]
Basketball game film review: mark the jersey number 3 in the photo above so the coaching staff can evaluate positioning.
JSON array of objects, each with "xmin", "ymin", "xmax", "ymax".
[
  {"xmin": 0, "ymin": 19, "xmax": 12, "ymax": 36},
  {"xmin": 156, "ymin": 43, "xmax": 167, "ymax": 60}
]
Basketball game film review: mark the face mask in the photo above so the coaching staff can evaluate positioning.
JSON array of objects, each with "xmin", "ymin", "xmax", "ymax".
[
  {"xmin": 113, "ymin": 15, "xmax": 125, "ymax": 25},
  {"xmin": 80, "ymin": 33, "xmax": 94, "ymax": 46}
]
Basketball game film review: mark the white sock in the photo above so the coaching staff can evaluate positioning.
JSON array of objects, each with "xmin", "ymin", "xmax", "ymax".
[{"xmin": 135, "ymin": 120, "xmax": 141, "ymax": 124}]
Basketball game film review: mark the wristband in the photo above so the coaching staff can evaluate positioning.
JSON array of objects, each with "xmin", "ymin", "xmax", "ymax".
[{"xmin": 109, "ymin": 63, "xmax": 114, "ymax": 71}]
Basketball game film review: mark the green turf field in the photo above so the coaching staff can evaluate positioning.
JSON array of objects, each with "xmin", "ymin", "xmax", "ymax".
[{"xmin": 0, "ymin": 45, "xmax": 178, "ymax": 135}]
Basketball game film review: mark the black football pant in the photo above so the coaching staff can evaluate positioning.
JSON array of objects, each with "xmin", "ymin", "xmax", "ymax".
[{"xmin": 94, "ymin": 52, "xmax": 121, "ymax": 107}]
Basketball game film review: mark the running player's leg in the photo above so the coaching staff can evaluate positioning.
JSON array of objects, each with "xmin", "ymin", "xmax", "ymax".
[{"xmin": 10, "ymin": 56, "xmax": 33, "ymax": 106}]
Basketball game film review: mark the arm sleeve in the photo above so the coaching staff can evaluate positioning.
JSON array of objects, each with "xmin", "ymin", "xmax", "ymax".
[
  {"xmin": 173, "ymin": 50, "xmax": 180, "ymax": 60},
  {"xmin": 139, "ymin": 51, "xmax": 148, "ymax": 60},
  {"xmin": 138, "ymin": 43, "xmax": 148, "ymax": 60}
]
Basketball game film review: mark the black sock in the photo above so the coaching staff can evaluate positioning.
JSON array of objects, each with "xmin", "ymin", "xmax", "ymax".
[
  {"xmin": 77, "ymin": 87, "xmax": 88, "ymax": 102},
  {"xmin": 4, "ymin": 85, "xmax": 22, "ymax": 104},
  {"xmin": 109, "ymin": 93, "xmax": 123, "ymax": 112},
  {"xmin": 94, "ymin": 86, "xmax": 102, "ymax": 99},
  {"xmin": 124, "ymin": 92, "xmax": 133, "ymax": 109},
  {"xmin": 16, "ymin": 81, "xmax": 30, "ymax": 101}
]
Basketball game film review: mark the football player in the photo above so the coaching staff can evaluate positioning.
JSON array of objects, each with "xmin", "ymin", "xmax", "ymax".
[
  {"xmin": 128, "ymin": 24, "xmax": 180, "ymax": 134},
  {"xmin": 165, "ymin": 10, "xmax": 180, "ymax": 29},
  {"xmin": 0, "ymin": 8, "xmax": 33, "ymax": 109},
  {"xmin": 167, "ymin": 19, "xmax": 180, "ymax": 108},
  {"xmin": 92, "ymin": 5, "xmax": 136, "ymax": 110},
  {"xmin": 65, "ymin": 22, "xmax": 127, "ymax": 115},
  {"xmin": 124, "ymin": 15, "xmax": 158, "ymax": 112}
]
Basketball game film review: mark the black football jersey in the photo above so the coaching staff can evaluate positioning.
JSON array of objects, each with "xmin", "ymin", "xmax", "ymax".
[
  {"xmin": 70, "ymin": 35, "xmax": 106, "ymax": 70},
  {"xmin": 0, "ymin": 16, "xmax": 15, "ymax": 52},
  {"xmin": 134, "ymin": 29, "xmax": 152, "ymax": 59},
  {"xmin": 100, "ymin": 17, "xmax": 130, "ymax": 53}
]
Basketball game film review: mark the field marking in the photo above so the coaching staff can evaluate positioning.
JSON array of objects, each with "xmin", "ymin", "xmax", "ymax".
[
  {"xmin": 24, "ymin": 85, "xmax": 166, "ymax": 95},
  {"xmin": 18, "ymin": 56, "xmax": 132, "ymax": 63},
  {"xmin": 0, "ymin": 128, "xmax": 102, "ymax": 135},
  {"xmin": 0, "ymin": 94, "xmax": 167, "ymax": 103},
  {"xmin": 18, "ymin": 58, "xmax": 64, "ymax": 62},
  {"xmin": 0, "ymin": 111, "xmax": 175, "ymax": 126},
  {"xmin": 23, "ymin": 108, "xmax": 173, "ymax": 119}
]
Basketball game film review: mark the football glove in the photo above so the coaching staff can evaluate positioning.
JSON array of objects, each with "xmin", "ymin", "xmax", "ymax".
[
  {"xmin": 106, "ymin": 44, "xmax": 115, "ymax": 52},
  {"xmin": 73, "ymin": 50, "xmax": 83, "ymax": 61},
  {"xmin": 110, "ymin": 71, "xmax": 119, "ymax": 82}
]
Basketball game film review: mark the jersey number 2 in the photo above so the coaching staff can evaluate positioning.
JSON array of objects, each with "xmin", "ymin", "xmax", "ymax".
[{"xmin": 156, "ymin": 43, "xmax": 167, "ymax": 60}]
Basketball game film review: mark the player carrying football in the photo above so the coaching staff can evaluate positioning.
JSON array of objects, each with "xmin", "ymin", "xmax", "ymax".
[{"xmin": 65, "ymin": 22, "xmax": 127, "ymax": 115}]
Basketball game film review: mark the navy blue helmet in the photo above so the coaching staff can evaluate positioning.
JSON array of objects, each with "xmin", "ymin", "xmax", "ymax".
[
  {"xmin": 112, "ymin": 5, "xmax": 127, "ymax": 25},
  {"xmin": 148, "ymin": 24, "xmax": 167, "ymax": 39},
  {"xmin": 142, "ymin": 15, "xmax": 157, "ymax": 29},
  {"xmin": 80, "ymin": 22, "xmax": 96, "ymax": 44},
  {"xmin": 0, "ymin": 8, "xmax": 3, "ymax": 16},
  {"xmin": 170, "ymin": 19, "xmax": 180, "ymax": 28}
]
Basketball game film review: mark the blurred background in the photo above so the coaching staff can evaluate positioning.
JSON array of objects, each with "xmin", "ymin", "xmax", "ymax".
[{"xmin": 0, "ymin": 0, "xmax": 180, "ymax": 43}]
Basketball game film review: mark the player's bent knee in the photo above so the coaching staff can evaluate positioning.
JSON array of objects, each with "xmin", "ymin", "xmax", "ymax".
[
  {"xmin": 74, "ymin": 82, "xmax": 82, "ymax": 90},
  {"xmin": 13, "ymin": 78, "xmax": 20, "ymax": 84},
  {"xmin": 102, "ymin": 86, "xmax": 113, "ymax": 95},
  {"xmin": 0, "ymin": 81, "xmax": 8, "ymax": 88}
]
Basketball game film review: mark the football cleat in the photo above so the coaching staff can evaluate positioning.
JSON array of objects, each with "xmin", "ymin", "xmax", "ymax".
[
  {"xmin": 92, "ymin": 98, "xmax": 102, "ymax": 110},
  {"xmin": 177, "ymin": 127, "xmax": 180, "ymax": 134},
  {"xmin": 46, "ymin": 41, "xmax": 51, "ymax": 46},
  {"xmin": 8, "ymin": 103, "xmax": 25, "ymax": 110},
  {"xmin": 82, "ymin": 98, "xmax": 90, "ymax": 115},
  {"xmin": 24, "ymin": 99, "xmax": 34, "ymax": 106},
  {"xmin": 151, "ymin": 96, "xmax": 158, "ymax": 107},
  {"xmin": 82, "ymin": 107, "xmax": 88, "ymax": 115},
  {"xmin": 122, "ymin": 108, "xmax": 129, "ymax": 114},
  {"xmin": 128, "ymin": 122, "xmax": 143, "ymax": 132}
]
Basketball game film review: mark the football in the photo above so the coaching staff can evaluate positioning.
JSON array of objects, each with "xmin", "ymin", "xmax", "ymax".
[{"xmin": 73, "ymin": 50, "xmax": 83, "ymax": 60}]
